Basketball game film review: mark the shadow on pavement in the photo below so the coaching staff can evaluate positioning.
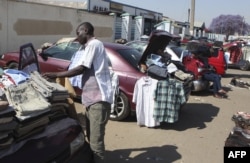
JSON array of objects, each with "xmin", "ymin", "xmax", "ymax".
[
  {"xmin": 159, "ymin": 103, "xmax": 219, "ymax": 131},
  {"xmin": 67, "ymin": 143, "xmax": 181, "ymax": 163},
  {"xmin": 113, "ymin": 102, "xmax": 219, "ymax": 131},
  {"xmin": 106, "ymin": 145, "xmax": 181, "ymax": 163}
]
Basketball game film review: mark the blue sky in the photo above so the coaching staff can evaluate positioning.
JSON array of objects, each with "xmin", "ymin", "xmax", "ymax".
[{"xmin": 112, "ymin": 0, "xmax": 250, "ymax": 27}]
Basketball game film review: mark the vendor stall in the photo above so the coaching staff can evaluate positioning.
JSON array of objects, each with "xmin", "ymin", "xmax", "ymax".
[{"xmin": 0, "ymin": 43, "xmax": 87, "ymax": 162}]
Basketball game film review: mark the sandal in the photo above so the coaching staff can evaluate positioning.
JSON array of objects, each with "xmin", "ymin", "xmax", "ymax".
[
  {"xmin": 218, "ymin": 89, "xmax": 227, "ymax": 94},
  {"xmin": 214, "ymin": 93, "xmax": 222, "ymax": 99}
]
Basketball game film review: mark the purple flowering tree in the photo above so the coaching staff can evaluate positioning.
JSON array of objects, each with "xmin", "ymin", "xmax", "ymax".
[{"xmin": 209, "ymin": 14, "xmax": 250, "ymax": 40}]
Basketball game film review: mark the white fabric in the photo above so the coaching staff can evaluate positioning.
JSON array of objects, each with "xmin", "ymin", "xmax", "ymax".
[
  {"xmin": 133, "ymin": 77, "xmax": 160, "ymax": 127},
  {"xmin": 110, "ymin": 70, "xmax": 119, "ymax": 113},
  {"xmin": 80, "ymin": 39, "xmax": 113, "ymax": 104},
  {"xmin": 167, "ymin": 63, "xmax": 178, "ymax": 73},
  {"xmin": 68, "ymin": 47, "xmax": 85, "ymax": 88}
]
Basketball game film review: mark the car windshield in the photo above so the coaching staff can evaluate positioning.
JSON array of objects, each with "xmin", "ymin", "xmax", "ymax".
[
  {"xmin": 116, "ymin": 48, "xmax": 142, "ymax": 70},
  {"xmin": 43, "ymin": 41, "xmax": 81, "ymax": 60},
  {"xmin": 126, "ymin": 41, "xmax": 147, "ymax": 53}
]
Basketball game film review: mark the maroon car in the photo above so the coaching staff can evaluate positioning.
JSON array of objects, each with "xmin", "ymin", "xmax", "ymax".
[{"xmin": 0, "ymin": 38, "xmax": 145, "ymax": 121}]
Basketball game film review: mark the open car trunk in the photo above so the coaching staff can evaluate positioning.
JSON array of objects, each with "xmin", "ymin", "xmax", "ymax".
[{"xmin": 140, "ymin": 30, "xmax": 193, "ymax": 102}]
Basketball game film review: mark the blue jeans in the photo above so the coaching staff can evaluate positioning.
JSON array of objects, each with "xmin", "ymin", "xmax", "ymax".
[
  {"xmin": 203, "ymin": 72, "xmax": 222, "ymax": 94},
  {"xmin": 85, "ymin": 101, "xmax": 111, "ymax": 163}
]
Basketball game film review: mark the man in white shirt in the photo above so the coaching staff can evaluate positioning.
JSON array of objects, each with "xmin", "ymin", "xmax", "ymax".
[{"xmin": 43, "ymin": 22, "xmax": 113, "ymax": 163}]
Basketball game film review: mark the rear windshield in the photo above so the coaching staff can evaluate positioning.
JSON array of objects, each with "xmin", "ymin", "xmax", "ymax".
[{"xmin": 116, "ymin": 49, "xmax": 142, "ymax": 70}]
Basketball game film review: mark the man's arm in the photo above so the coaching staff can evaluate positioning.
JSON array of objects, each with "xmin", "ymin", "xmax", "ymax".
[{"xmin": 43, "ymin": 65, "xmax": 85, "ymax": 80}]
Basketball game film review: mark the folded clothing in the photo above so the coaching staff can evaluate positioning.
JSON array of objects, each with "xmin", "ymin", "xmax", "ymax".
[
  {"xmin": 0, "ymin": 106, "xmax": 16, "ymax": 118},
  {"xmin": 232, "ymin": 111, "xmax": 250, "ymax": 130},
  {"xmin": 4, "ymin": 81, "xmax": 51, "ymax": 116},
  {"xmin": 14, "ymin": 116, "xmax": 49, "ymax": 138},
  {"xmin": 0, "ymin": 121, "xmax": 18, "ymax": 132},
  {"xmin": 225, "ymin": 130, "xmax": 250, "ymax": 147},
  {"xmin": 0, "ymin": 101, "xmax": 9, "ymax": 112},
  {"xmin": 174, "ymin": 70, "xmax": 194, "ymax": 81}
]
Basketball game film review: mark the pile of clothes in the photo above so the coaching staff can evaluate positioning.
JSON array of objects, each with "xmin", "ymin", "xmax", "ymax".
[
  {"xmin": 225, "ymin": 111, "xmax": 250, "ymax": 147},
  {"xmin": 0, "ymin": 69, "xmax": 83, "ymax": 161},
  {"xmin": 230, "ymin": 77, "xmax": 250, "ymax": 89},
  {"xmin": 0, "ymin": 98, "xmax": 17, "ymax": 150}
]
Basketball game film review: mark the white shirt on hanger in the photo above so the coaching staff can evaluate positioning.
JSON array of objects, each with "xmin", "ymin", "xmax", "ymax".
[{"xmin": 133, "ymin": 76, "xmax": 160, "ymax": 127}]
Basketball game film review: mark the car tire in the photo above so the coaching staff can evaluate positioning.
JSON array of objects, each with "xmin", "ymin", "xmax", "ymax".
[
  {"xmin": 109, "ymin": 91, "xmax": 130, "ymax": 121},
  {"xmin": 8, "ymin": 62, "xmax": 19, "ymax": 69},
  {"xmin": 239, "ymin": 60, "xmax": 250, "ymax": 71}
]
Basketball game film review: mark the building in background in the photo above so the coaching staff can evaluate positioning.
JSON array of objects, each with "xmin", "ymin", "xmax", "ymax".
[
  {"xmin": 24, "ymin": 0, "xmax": 163, "ymax": 41},
  {"xmin": 18, "ymin": 0, "xmax": 206, "ymax": 41}
]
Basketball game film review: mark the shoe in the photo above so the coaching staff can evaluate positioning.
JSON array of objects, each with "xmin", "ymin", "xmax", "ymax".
[
  {"xmin": 214, "ymin": 93, "xmax": 222, "ymax": 99},
  {"xmin": 218, "ymin": 89, "xmax": 227, "ymax": 94}
]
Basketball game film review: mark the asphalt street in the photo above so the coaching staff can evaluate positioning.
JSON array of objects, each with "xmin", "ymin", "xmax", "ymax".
[{"xmin": 72, "ymin": 68, "xmax": 250, "ymax": 163}]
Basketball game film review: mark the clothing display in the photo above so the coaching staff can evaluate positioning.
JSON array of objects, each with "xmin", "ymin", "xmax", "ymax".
[
  {"xmin": 0, "ymin": 69, "xmax": 84, "ymax": 161},
  {"xmin": 4, "ymin": 81, "xmax": 51, "ymax": 116},
  {"xmin": 225, "ymin": 111, "xmax": 250, "ymax": 147},
  {"xmin": 133, "ymin": 76, "xmax": 160, "ymax": 127},
  {"xmin": 0, "ymin": 106, "xmax": 17, "ymax": 150},
  {"xmin": 0, "ymin": 74, "xmax": 15, "ymax": 89},
  {"xmin": 3, "ymin": 69, "xmax": 30, "ymax": 85},
  {"xmin": 0, "ymin": 118, "xmax": 82, "ymax": 161},
  {"xmin": 29, "ymin": 71, "xmax": 69, "ymax": 102},
  {"xmin": 133, "ymin": 76, "xmax": 186, "ymax": 127},
  {"xmin": 153, "ymin": 79, "xmax": 186, "ymax": 123}
]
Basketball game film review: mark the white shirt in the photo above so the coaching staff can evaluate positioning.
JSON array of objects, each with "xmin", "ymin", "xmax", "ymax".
[
  {"xmin": 68, "ymin": 47, "xmax": 84, "ymax": 88},
  {"xmin": 133, "ymin": 77, "xmax": 160, "ymax": 127},
  {"xmin": 80, "ymin": 39, "xmax": 113, "ymax": 106}
]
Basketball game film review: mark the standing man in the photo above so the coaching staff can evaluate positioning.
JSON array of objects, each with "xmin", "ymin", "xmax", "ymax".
[{"xmin": 43, "ymin": 22, "xmax": 113, "ymax": 163}]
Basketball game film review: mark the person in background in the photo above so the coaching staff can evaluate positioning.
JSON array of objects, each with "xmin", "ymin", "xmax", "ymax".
[
  {"xmin": 43, "ymin": 22, "xmax": 113, "ymax": 163},
  {"xmin": 192, "ymin": 53, "xmax": 227, "ymax": 98}
]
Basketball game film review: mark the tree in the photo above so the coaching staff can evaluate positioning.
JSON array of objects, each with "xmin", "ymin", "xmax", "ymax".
[{"xmin": 209, "ymin": 14, "xmax": 250, "ymax": 41}]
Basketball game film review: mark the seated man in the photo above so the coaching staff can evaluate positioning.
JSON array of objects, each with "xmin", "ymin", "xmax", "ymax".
[{"xmin": 194, "ymin": 54, "xmax": 227, "ymax": 98}]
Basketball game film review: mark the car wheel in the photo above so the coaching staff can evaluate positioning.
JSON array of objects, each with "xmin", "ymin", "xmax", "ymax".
[
  {"xmin": 8, "ymin": 62, "xmax": 19, "ymax": 69},
  {"xmin": 239, "ymin": 60, "xmax": 250, "ymax": 71},
  {"xmin": 110, "ymin": 91, "xmax": 130, "ymax": 121}
]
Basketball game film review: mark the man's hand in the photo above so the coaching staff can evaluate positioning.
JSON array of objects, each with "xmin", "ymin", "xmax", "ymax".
[{"xmin": 42, "ymin": 72, "xmax": 58, "ymax": 80}]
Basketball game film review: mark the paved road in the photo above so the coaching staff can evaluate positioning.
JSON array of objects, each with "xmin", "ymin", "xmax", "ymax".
[{"xmin": 73, "ymin": 68, "xmax": 250, "ymax": 163}]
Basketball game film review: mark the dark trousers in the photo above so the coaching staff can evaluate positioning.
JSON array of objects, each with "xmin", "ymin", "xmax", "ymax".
[{"xmin": 203, "ymin": 72, "xmax": 222, "ymax": 94}]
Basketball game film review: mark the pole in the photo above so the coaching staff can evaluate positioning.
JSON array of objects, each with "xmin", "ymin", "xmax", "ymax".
[{"xmin": 190, "ymin": 0, "xmax": 195, "ymax": 36}]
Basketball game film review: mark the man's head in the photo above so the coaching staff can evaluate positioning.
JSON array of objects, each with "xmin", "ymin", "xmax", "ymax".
[
  {"xmin": 187, "ymin": 41, "xmax": 211, "ymax": 58},
  {"xmin": 76, "ymin": 22, "xmax": 94, "ymax": 45}
]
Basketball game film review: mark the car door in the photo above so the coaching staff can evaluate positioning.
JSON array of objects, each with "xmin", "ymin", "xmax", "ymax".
[{"xmin": 38, "ymin": 41, "xmax": 80, "ymax": 73}]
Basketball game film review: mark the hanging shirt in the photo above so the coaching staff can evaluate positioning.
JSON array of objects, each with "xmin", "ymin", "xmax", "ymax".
[
  {"xmin": 153, "ymin": 79, "xmax": 186, "ymax": 123},
  {"xmin": 133, "ymin": 76, "xmax": 160, "ymax": 127}
]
